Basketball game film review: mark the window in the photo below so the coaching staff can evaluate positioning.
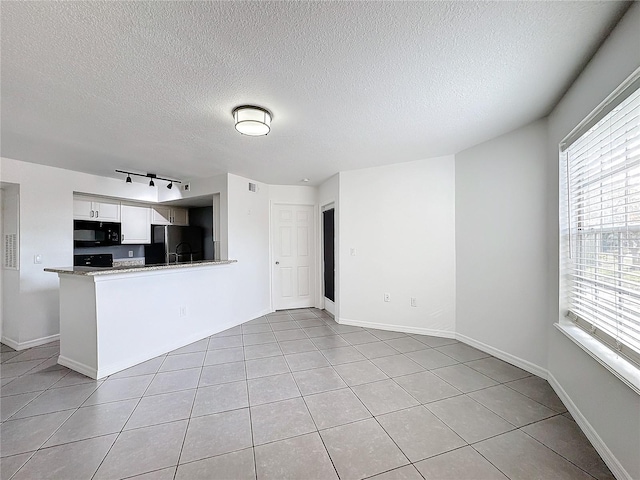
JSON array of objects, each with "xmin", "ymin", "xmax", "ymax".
[{"xmin": 561, "ymin": 70, "xmax": 640, "ymax": 368}]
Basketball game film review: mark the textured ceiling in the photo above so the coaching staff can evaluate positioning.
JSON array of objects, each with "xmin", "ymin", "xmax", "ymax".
[{"xmin": 0, "ymin": 1, "xmax": 630, "ymax": 186}]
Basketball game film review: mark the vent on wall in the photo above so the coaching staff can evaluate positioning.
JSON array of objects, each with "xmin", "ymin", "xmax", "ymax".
[
  {"xmin": 4, "ymin": 233, "xmax": 18, "ymax": 269},
  {"xmin": 248, "ymin": 182, "xmax": 257, "ymax": 193}
]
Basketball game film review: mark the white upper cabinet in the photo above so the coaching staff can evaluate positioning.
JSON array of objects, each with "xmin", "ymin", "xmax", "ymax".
[
  {"xmin": 171, "ymin": 208, "xmax": 189, "ymax": 226},
  {"xmin": 121, "ymin": 204, "xmax": 151, "ymax": 244},
  {"xmin": 73, "ymin": 196, "xmax": 121, "ymax": 222},
  {"xmin": 151, "ymin": 206, "xmax": 188, "ymax": 226},
  {"xmin": 151, "ymin": 206, "xmax": 172, "ymax": 225}
]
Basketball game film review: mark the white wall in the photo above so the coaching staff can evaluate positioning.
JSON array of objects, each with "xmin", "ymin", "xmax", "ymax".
[
  {"xmin": 455, "ymin": 119, "xmax": 548, "ymax": 373},
  {"xmin": 1, "ymin": 157, "xmax": 158, "ymax": 347},
  {"xmin": 338, "ymin": 157, "xmax": 456, "ymax": 335},
  {"xmin": 1, "ymin": 183, "xmax": 21, "ymax": 341},
  {"xmin": 226, "ymin": 173, "xmax": 271, "ymax": 320},
  {"xmin": 0, "ymin": 159, "xmax": 272, "ymax": 348},
  {"xmin": 269, "ymin": 185, "xmax": 317, "ymax": 205},
  {"xmin": 546, "ymin": 4, "xmax": 640, "ymax": 479}
]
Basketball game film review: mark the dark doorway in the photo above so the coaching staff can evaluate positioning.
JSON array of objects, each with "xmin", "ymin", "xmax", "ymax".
[
  {"xmin": 188, "ymin": 206, "xmax": 214, "ymax": 260},
  {"xmin": 323, "ymin": 208, "xmax": 335, "ymax": 302}
]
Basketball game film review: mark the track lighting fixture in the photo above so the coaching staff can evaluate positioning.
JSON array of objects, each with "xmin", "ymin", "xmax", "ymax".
[{"xmin": 116, "ymin": 170, "xmax": 181, "ymax": 189}]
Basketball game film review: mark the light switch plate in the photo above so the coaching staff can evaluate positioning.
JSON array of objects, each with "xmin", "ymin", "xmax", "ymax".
[{"xmin": 34, "ymin": 254, "xmax": 42, "ymax": 264}]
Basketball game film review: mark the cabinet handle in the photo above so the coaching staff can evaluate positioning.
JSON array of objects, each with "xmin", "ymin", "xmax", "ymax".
[
  {"xmin": 122, "ymin": 234, "xmax": 124, "ymax": 241},
  {"xmin": 90, "ymin": 210, "xmax": 94, "ymax": 218},
  {"xmin": 96, "ymin": 210, "xmax": 99, "ymax": 218}
]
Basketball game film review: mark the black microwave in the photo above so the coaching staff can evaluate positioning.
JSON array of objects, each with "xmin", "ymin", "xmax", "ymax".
[{"xmin": 74, "ymin": 220, "xmax": 121, "ymax": 247}]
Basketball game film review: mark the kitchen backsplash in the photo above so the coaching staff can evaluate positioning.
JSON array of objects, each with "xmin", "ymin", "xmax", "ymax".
[
  {"xmin": 74, "ymin": 245, "xmax": 145, "ymax": 258},
  {"xmin": 113, "ymin": 258, "xmax": 145, "ymax": 267}
]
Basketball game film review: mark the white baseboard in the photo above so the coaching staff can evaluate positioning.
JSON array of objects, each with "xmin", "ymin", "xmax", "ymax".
[
  {"xmin": 337, "ymin": 317, "xmax": 456, "ymax": 339},
  {"xmin": 255, "ymin": 307, "xmax": 273, "ymax": 319},
  {"xmin": 455, "ymin": 333, "xmax": 548, "ymax": 379},
  {"xmin": 94, "ymin": 320, "xmax": 244, "ymax": 379},
  {"xmin": 58, "ymin": 355, "xmax": 97, "ymax": 379},
  {"xmin": 333, "ymin": 319, "xmax": 630, "ymax": 479},
  {"xmin": 547, "ymin": 372, "xmax": 632, "ymax": 480},
  {"xmin": 1, "ymin": 334, "xmax": 60, "ymax": 351}
]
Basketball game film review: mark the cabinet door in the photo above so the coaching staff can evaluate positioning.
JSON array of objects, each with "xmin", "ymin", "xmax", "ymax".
[
  {"xmin": 94, "ymin": 200, "xmax": 121, "ymax": 222},
  {"xmin": 151, "ymin": 206, "xmax": 171, "ymax": 225},
  {"xmin": 73, "ymin": 197, "xmax": 95, "ymax": 220},
  {"xmin": 171, "ymin": 208, "xmax": 189, "ymax": 226},
  {"xmin": 121, "ymin": 205, "xmax": 151, "ymax": 244}
]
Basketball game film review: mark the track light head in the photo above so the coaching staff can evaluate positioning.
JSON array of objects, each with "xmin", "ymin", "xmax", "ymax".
[{"xmin": 116, "ymin": 170, "xmax": 181, "ymax": 189}]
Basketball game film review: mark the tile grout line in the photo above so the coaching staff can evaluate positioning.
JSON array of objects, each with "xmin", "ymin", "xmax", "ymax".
[
  {"xmin": 1, "ymin": 311, "xmax": 608, "ymax": 480},
  {"xmin": 89, "ymin": 351, "xmax": 168, "ymax": 480},
  {"xmin": 517, "ymin": 423, "xmax": 602, "ymax": 480},
  {"xmin": 243, "ymin": 313, "xmax": 265, "ymax": 480},
  {"xmin": 171, "ymin": 336, "xmax": 209, "ymax": 480},
  {"xmin": 279, "ymin": 316, "xmax": 343, "ymax": 480}
]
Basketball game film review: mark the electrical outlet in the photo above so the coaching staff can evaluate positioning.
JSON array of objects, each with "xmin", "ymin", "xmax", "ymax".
[
  {"xmin": 411, "ymin": 297, "xmax": 417, "ymax": 307},
  {"xmin": 384, "ymin": 293, "xmax": 391, "ymax": 302},
  {"xmin": 179, "ymin": 306, "xmax": 187, "ymax": 317},
  {"xmin": 350, "ymin": 248, "xmax": 357, "ymax": 256},
  {"xmin": 128, "ymin": 250, "xmax": 134, "ymax": 258},
  {"xmin": 34, "ymin": 254, "xmax": 42, "ymax": 264}
]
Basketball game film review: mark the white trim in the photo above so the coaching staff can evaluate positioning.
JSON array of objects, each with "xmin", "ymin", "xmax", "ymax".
[
  {"xmin": 95, "ymin": 316, "xmax": 249, "ymax": 379},
  {"xmin": 547, "ymin": 371, "xmax": 633, "ymax": 480},
  {"xmin": 324, "ymin": 298, "xmax": 335, "ymax": 316},
  {"xmin": 254, "ymin": 307, "xmax": 273, "ymax": 319},
  {"xmin": 1, "ymin": 334, "xmax": 59, "ymax": 351},
  {"xmin": 455, "ymin": 333, "xmax": 548, "ymax": 379},
  {"xmin": 58, "ymin": 355, "xmax": 97, "ymax": 379},
  {"xmin": 337, "ymin": 317, "xmax": 456, "ymax": 339},
  {"xmin": 560, "ymin": 66, "xmax": 640, "ymax": 151},
  {"xmin": 554, "ymin": 322, "xmax": 640, "ymax": 395}
]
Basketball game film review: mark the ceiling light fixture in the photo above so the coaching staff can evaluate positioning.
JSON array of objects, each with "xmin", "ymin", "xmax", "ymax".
[
  {"xmin": 116, "ymin": 170, "xmax": 182, "ymax": 189},
  {"xmin": 233, "ymin": 105, "xmax": 271, "ymax": 136}
]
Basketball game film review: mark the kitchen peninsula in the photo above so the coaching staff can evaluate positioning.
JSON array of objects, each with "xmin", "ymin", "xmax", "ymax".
[{"xmin": 45, "ymin": 260, "xmax": 237, "ymax": 379}]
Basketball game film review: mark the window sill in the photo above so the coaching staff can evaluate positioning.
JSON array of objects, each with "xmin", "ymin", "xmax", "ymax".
[{"xmin": 555, "ymin": 322, "xmax": 640, "ymax": 395}]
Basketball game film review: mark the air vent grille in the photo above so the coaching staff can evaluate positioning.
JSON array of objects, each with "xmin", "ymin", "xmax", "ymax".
[
  {"xmin": 4, "ymin": 233, "xmax": 18, "ymax": 269},
  {"xmin": 248, "ymin": 183, "xmax": 257, "ymax": 192}
]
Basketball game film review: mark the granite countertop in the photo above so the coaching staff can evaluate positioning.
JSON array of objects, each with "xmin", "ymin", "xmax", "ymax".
[{"xmin": 45, "ymin": 259, "xmax": 237, "ymax": 276}]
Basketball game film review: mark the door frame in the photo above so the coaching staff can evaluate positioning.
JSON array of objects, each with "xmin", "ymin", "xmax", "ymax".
[
  {"xmin": 269, "ymin": 202, "xmax": 317, "ymax": 312},
  {"xmin": 321, "ymin": 202, "xmax": 336, "ymax": 316}
]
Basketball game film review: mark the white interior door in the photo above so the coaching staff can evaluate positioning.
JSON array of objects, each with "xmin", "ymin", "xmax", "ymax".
[{"xmin": 272, "ymin": 204, "xmax": 315, "ymax": 310}]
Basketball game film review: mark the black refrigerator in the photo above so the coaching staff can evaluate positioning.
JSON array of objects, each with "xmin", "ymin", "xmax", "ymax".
[{"xmin": 144, "ymin": 225, "xmax": 203, "ymax": 265}]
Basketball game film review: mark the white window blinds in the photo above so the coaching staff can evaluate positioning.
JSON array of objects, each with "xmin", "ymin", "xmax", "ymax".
[{"xmin": 561, "ymin": 73, "xmax": 640, "ymax": 367}]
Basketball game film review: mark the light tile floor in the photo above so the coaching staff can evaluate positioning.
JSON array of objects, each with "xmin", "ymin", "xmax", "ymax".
[{"xmin": 0, "ymin": 308, "xmax": 614, "ymax": 480}]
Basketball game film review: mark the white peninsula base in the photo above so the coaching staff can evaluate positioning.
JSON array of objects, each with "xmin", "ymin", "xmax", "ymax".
[{"xmin": 48, "ymin": 261, "xmax": 238, "ymax": 379}]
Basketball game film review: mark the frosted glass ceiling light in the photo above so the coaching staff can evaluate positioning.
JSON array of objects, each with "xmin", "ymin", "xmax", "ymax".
[{"xmin": 233, "ymin": 106, "xmax": 271, "ymax": 136}]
